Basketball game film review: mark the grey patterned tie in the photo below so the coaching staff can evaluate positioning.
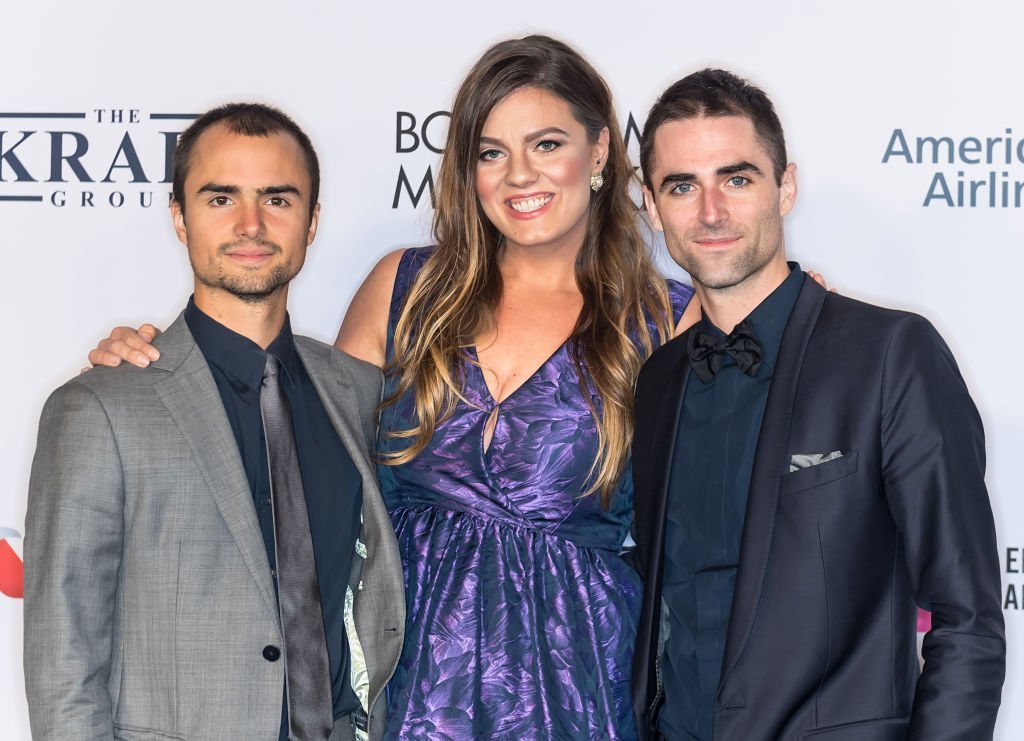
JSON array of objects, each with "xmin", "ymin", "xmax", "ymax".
[{"xmin": 260, "ymin": 354, "xmax": 333, "ymax": 741}]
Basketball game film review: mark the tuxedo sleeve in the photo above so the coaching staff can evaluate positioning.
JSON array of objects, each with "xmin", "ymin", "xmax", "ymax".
[
  {"xmin": 24, "ymin": 381, "xmax": 124, "ymax": 741},
  {"xmin": 879, "ymin": 315, "xmax": 1005, "ymax": 739}
]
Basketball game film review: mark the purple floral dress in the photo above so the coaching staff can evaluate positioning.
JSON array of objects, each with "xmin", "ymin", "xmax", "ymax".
[{"xmin": 379, "ymin": 248, "xmax": 692, "ymax": 740}]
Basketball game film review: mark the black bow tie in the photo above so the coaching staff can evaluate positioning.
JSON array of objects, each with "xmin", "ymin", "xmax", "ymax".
[{"xmin": 687, "ymin": 319, "xmax": 763, "ymax": 383}]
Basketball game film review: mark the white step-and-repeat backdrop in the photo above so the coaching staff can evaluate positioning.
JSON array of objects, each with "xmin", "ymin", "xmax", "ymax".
[{"xmin": 2, "ymin": 1, "xmax": 1020, "ymax": 736}]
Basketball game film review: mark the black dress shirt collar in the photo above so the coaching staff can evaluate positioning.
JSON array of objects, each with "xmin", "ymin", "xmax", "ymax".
[
  {"xmin": 698, "ymin": 262, "xmax": 805, "ymax": 375},
  {"xmin": 183, "ymin": 296, "xmax": 301, "ymax": 390}
]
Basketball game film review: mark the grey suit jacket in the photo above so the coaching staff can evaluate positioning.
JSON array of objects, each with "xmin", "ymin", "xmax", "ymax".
[{"xmin": 24, "ymin": 314, "xmax": 405, "ymax": 741}]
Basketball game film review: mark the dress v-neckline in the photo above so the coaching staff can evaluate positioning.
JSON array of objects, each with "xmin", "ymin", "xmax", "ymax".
[{"xmin": 470, "ymin": 338, "xmax": 570, "ymax": 408}]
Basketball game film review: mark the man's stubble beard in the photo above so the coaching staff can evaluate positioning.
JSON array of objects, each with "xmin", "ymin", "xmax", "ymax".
[
  {"xmin": 192, "ymin": 239, "xmax": 297, "ymax": 305},
  {"xmin": 682, "ymin": 243, "xmax": 767, "ymax": 292},
  {"xmin": 674, "ymin": 217, "xmax": 782, "ymax": 294}
]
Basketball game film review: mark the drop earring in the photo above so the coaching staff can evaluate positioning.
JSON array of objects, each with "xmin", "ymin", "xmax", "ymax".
[{"xmin": 590, "ymin": 159, "xmax": 604, "ymax": 192}]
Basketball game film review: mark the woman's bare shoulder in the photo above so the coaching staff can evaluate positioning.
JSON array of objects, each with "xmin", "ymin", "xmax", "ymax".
[{"xmin": 334, "ymin": 248, "xmax": 407, "ymax": 368}]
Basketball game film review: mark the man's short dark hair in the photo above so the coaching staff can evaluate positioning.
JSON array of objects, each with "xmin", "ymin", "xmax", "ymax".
[
  {"xmin": 172, "ymin": 102, "xmax": 320, "ymax": 222},
  {"xmin": 640, "ymin": 69, "xmax": 787, "ymax": 190}
]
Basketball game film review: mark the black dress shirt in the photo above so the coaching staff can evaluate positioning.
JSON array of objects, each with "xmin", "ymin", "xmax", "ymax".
[
  {"xmin": 184, "ymin": 298, "xmax": 363, "ymax": 739},
  {"xmin": 659, "ymin": 265, "xmax": 804, "ymax": 740}
]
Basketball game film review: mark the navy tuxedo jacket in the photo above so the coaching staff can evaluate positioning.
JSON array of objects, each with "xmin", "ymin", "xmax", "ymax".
[{"xmin": 630, "ymin": 279, "xmax": 1005, "ymax": 741}]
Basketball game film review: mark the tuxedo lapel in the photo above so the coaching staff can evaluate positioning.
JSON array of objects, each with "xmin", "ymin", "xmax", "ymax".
[
  {"xmin": 649, "ymin": 341, "xmax": 694, "ymax": 529},
  {"xmin": 632, "ymin": 333, "xmax": 694, "ymax": 720},
  {"xmin": 719, "ymin": 278, "xmax": 826, "ymax": 685},
  {"xmin": 151, "ymin": 316, "xmax": 278, "ymax": 623}
]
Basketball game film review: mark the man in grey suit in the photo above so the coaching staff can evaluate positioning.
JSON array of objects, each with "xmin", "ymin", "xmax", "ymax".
[{"xmin": 24, "ymin": 104, "xmax": 404, "ymax": 741}]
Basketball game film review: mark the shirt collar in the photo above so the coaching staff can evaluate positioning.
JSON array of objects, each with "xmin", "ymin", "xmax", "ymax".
[
  {"xmin": 699, "ymin": 262, "xmax": 805, "ymax": 371},
  {"xmin": 184, "ymin": 296, "xmax": 301, "ymax": 393}
]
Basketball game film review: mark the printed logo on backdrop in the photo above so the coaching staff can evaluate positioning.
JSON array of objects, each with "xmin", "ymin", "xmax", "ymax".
[
  {"xmin": 1004, "ymin": 546, "xmax": 1024, "ymax": 611},
  {"xmin": 0, "ymin": 528, "xmax": 23, "ymax": 599},
  {"xmin": 392, "ymin": 110, "xmax": 645, "ymax": 209},
  {"xmin": 882, "ymin": 128, "xmax": 1024, "ymax": 208},
  {"xmin": 0, "ymin": 109, "xmax": 196, "ymax": 209}
]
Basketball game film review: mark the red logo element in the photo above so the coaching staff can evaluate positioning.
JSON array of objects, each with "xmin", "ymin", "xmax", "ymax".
[
  {"xmin": 916, "ymin": 608, "xmax": 931, "ymax": 633},
  {"xmin": 0, "ymin": 527, "xmax": 24, "ymax": 599}
]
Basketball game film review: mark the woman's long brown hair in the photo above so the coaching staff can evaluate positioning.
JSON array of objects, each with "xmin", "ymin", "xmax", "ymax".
[{"xmin": 382, "ymin": 35, "xmax": 672, "ymax": 507}]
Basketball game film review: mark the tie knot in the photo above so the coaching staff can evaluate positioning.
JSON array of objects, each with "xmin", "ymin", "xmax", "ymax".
[{"xmin": 263, "ymin": 353, "xmax": 281, "ymax": 382}]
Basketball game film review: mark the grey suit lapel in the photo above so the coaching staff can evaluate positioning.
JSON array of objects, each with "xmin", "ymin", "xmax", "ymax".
[
  {"xmin": 151, "ymin": 314, "xmax": 278, "ymax": 622},
  {"xmin": 296, "ymin": 339, "xmax": 405, "ymax": 706},
  {"xmin": 295, "ymin": 339, "xmax": 376, "ymax": 489}
]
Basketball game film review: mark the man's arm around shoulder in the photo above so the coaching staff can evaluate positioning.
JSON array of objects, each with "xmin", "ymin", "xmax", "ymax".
[
  {"xmin": 25, "ymin": 379, "xmax": 125, "ymax": 740},
  {"xmin": 880, "ymin": 314, "xmax": 1005, "ymax": 739}
]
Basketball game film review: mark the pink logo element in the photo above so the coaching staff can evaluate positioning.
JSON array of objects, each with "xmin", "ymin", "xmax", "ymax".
[
  {"xmin": 916, "ymin": 608, "xmax": 931, "ymax": 633},
  {"xmin": 0, "ymin": 527, "xmax": 24, "ymax": 599}
]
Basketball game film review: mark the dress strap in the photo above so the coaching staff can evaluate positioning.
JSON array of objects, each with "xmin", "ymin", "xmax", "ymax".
[
  {"xmin": 385, "ymin": 246, "xmax": 436, "ymax": 362},
  {"xmin": 631, "ymin": 278, "xmax": 695, "ymax": 356},
  {"xmin": 667, "ymin": 278, "xmax": 695, "ymax": 328}
]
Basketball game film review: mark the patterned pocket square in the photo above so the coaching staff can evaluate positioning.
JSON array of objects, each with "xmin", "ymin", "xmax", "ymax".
[{"xmin": 789, "ymin": 450, "xmax": 844, "ymax": 473}]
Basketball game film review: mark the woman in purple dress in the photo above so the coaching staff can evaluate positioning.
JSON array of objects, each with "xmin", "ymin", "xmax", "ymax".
[
  {"xmin": 88, "ymin": 35, "xmax": 699, "ymax": 739},
  {"xmin": 336, "ymin": 36, "xmax": 694, "ymax": 738}
]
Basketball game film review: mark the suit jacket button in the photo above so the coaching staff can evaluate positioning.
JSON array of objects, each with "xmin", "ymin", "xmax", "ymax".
[{"xmin": 262, "ymin": 645, "xmax": 281, "ymax": 662}]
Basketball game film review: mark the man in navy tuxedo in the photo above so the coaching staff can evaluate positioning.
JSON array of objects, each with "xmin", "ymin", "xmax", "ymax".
[{"xmin": 630, "ymin": 69, "xmax": 1004, "ymax": 741}]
